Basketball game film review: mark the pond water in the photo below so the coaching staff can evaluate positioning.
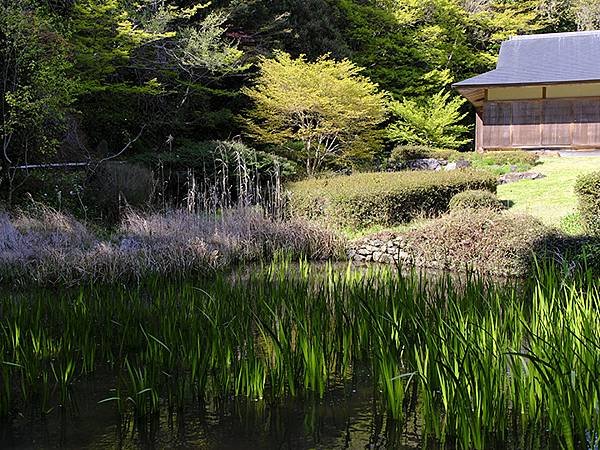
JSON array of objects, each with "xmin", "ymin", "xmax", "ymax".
[
  {"xmin": 1, "ymin": 374, "xmax": 425, "ymax": 449},
  {"xmin": 0, "ymin": 261, "xmax": 595, "ymax": 449}
]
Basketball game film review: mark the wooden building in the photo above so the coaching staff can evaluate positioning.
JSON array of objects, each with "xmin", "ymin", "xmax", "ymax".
[{"xmin": 454, "ymin": 31, "xmax": 600, "ymax": 152}]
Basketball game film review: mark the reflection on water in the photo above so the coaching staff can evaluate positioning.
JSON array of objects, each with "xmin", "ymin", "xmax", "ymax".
[{"xmin": 0, "ymin": 375, "xmax": 423, "ymax": 449}]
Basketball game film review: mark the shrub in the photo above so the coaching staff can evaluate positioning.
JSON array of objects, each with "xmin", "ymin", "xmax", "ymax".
[
  {"xmin": 386, "ymin": 145, "xmax": 462, "ymax": 169},
  {"xmin": 469, "ymin": 151, "xmax": 538, "ymax": 167},
  {"xmin": 287, "ymin": 170, "xmax": 497, "ymax": 228},
  {"xmin": 135, "ymin": 140, "xmax": 297, "ymax": 213},
  {"xmin": 575, "ymin": 171, "xmax": 600, "ymax": 235},
  {"xmin": 136, "ymin": 140, "xmax": 297, "ymax": 178},
  {"xmin": 400, "ymin": 209, "xmax": 556, "ymax": 277},
  {"xmin": 84, "ymin": 162, "xmax": 156, "ymax": 220},
  {"xmin": 7, "ymin": 169, "xmax": 87, "ymax": 217},
  {"xmin": 449, "ymin": 190, "xmax": 504, "ymax": 212}
]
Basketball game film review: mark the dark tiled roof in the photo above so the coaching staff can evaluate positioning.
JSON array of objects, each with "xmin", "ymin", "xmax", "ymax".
[{"xmin": 454, "ymin": 31, "xmax": 600, "ymax": 87}]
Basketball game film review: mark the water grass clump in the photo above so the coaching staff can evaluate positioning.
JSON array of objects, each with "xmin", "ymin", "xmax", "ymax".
[{"xmin": 0, "ymin": 259, "xmax": 599, "ymax": 449}]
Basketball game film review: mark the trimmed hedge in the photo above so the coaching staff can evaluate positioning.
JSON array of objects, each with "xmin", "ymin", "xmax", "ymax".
[
  {"xmin": 575, "ymin": 171, "xmax": 600, "ymax": 235},
  {"xmin": 287, "ymin": 170, "xmax": 497, "ymax": 228},
  {"xmin": 449, "ymin": 189, "xmax": 504, "ymax": 212}
]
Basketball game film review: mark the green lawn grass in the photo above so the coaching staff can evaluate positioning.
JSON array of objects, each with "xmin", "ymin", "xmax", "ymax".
[{"xmin": 497, "ymin": 156, "xmax": 600, "ymax": 230}]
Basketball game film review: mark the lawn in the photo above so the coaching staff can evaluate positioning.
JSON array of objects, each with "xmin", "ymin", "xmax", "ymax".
[{"xmin": 497, "ymin": 156, "xmax": 600, "ymax": 230}]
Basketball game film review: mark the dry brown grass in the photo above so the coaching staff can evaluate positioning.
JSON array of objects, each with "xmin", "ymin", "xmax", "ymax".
[
  {"xmin": 400, "ymin": 209, "xmax": 558, "ymax": 277},
  {"xmin": 0, "ymin": 206, "xmax": 344, "ymax": 286}
]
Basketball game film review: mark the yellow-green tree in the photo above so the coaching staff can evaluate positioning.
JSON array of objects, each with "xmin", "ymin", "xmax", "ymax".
[{"xmin": 242, "ymin": 52, "xmax": 387, "ymax": 175}]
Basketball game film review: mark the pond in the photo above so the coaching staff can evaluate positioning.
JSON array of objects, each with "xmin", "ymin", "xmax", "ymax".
[{"xmin": 0, "ymin": 260, "xmax": 597, "ymax": 449}]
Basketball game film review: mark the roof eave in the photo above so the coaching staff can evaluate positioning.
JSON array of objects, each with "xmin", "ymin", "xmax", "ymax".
[{"xmin": 453, "ymin": 78, "xmax": 600, "ymax": 89}]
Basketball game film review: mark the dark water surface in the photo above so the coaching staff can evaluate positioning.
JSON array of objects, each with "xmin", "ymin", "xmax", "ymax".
[{"xmin": 0, "ymin": 375, "xmax": 424, "ymax": 449}]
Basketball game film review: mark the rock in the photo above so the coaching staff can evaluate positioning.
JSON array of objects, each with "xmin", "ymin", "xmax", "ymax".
[
  {"xmin": 406, "ymin": 158, "xmax": 443, "ymax": 171},
  {"xmin": 445, "ymin": 159, "xmax": 471, "ymax": 171},
  {"xmin": 373, "ymin": 251, "xmax": 383, "ymax": 262},
  {"xmin": 379, "ymin": 254, "xmax": 394, "ymax": 263},
  {"xmin": 498, "ymin": 171, "xmax": 546, "ymax": 184},
  {"xmin": 398, "ymin": 251, "xmax": 410, "ymax": 260}
]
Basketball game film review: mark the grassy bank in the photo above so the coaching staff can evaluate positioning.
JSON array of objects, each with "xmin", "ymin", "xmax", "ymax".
[{"xmin": 498, "ymin": 156, "xmax": 600, "ymax": 229}]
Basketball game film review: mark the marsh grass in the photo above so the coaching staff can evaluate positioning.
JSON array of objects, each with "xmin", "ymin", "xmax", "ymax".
[
  {"xmin": 0, "ymin": 260, "xmax": 599, "ymax": 449},
  {"xmin": 0, "ymin": 206, "xmax": 343, "ymax": 286}
]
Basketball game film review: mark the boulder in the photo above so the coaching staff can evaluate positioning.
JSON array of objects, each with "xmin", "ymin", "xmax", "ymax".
[
  {"xmin": 445, "ymin": 159, "xmax": 471, "ymax": 171},
  {"xmin": 498, "ymin": 171, "xmax": 546, "ymax": 184},
  {"xmin": 405, "ymin": 158, "xmax": 443, "ymax": 171}
]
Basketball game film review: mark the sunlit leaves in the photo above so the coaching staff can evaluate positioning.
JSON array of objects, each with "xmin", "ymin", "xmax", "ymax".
[
  {"xmin": 242, "ymin": 51, "xmax": 387, "ymax": 174},
  {"xmin": 387, "ymin": 90, "xmax": 471, "ymax": 149}
]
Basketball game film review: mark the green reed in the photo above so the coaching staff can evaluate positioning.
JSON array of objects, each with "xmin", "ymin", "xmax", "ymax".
[{"xmin": 0, "ymin": 258, "xmax": 599, "ymax": 449}]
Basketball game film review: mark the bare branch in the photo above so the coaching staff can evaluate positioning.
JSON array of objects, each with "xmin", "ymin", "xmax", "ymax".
[{"xmin": 95, "ymin": 125, "xmax": 147, "ymax": 167}]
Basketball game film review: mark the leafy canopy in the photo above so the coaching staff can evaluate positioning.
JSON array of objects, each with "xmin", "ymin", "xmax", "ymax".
[
  {"xmin": 1, "ymin": 1, "xmax": 77, "ymax": 169},
  {"xmin": 387, "ymin": 90, "xmax": 471, "ymax": 149},
  {"xmin": 242, "ymin": 52, "xmax": 387, "ymax": 174}
]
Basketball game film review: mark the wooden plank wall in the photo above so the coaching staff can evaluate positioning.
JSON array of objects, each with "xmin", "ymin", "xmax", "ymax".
[{"xmin": 481, "ymin": 98, "xmax": 600, "ymax": 149}]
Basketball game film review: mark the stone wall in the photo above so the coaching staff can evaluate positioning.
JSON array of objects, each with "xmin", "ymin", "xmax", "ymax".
[{"xmin": 348, "ymin": 232, "xmax": 412, "ymax": 264}]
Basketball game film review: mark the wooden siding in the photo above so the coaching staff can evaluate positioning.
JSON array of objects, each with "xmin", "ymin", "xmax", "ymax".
[
  {"xmin": 512, "ymin": 101, "xmax": 541, "ymax": 147},
  {"xmin": 480, "ymin": 97, "xmax": 600, "ymax": 149},
  {"xmin": 483, "ymin": 102, "xmax": 511, "ymax": 148},
  {"xmin": 573, "ymin": 100, "xmax": 600, "ymax": 146}
]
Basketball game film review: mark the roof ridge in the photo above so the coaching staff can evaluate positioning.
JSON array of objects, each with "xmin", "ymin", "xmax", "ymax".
[{"xmin": 511, "ymin": 30, "xmax": 600, "ymax": 41}]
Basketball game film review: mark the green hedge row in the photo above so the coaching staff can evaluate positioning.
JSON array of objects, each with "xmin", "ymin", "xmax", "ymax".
[
  {"xmin": 575, "ymin": 171, "xmax": 600, "ymax": 235},
  {"xmin": 386, "ymin": 145, "xmax": 538, "ymax": 170},
  {"xmin": 449, "ymin": 189, "xmax": 504, "ymax": 212},
  {"xmin": 287, "ymin": 170, "xmax": 497, "ymax": 228}
]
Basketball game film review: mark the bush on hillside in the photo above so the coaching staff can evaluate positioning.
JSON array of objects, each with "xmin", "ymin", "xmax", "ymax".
[
  {"xmin": 469, "ymin": 150, "xmax": 538, "ymax": 167},
  {"xmin": 385, "ymin": 147, "xmax": 538, "ymax": 172},
  {"xmin": 136, "ymin": 140, "xmax": 298, "ymax": 178},
  {"xmin": 386, "ymin": 145, "xmax": 461, "ymax": 169},
  {"xmin": 7, "ymin": 170, "xmax": 88, "ymax": 218},
  {"xmin": 287, "ymin": 170, "xmax": 497, "ymax": 228},
  {"xmin": 135, "ymin": 140, "xmax": 297, "ymax": 213},
  {"xmin": 575, "ymin": 171, "xmax": 600, "ymax": 235},
  {"xmin": 84, "ymin": 162, "xmax": 156, "ymax": 221},
  {"xmin": 449, "ymin": 190, "xmax": 504, "ymax": 212},
  {"xmin": 400, "ymin": 209, "xmax": 557, "ymax": 277}
]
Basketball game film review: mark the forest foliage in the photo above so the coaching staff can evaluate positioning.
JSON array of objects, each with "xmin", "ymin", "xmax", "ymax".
[{"xmin": 0, "ymin": 0, "xmax": 596, "ymax": 210}]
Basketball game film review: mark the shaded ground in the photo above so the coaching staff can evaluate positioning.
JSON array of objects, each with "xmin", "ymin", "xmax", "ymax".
[{"xmin": 497, "ymin": 156, "xmax": 600, "ymax": 229}]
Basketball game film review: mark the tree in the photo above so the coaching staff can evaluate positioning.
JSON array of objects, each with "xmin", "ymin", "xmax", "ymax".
[
  {"xmin": 0, "ymin": 1, "xmax": 77, "ymax": 202},
  {"xmin": 387, "ymin": 90, "xmax": 471, "ymax": 149},
  {"xmin": 68, "ymin": 1, "xmax": 249, "ymax": 152},
  {"xmin": 241, "ymin": 52, "xmax": 387, "ymax": 175},
  {"xmin": 336, "ymin": 0, "xmax": 541, "ymax": 98}
]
